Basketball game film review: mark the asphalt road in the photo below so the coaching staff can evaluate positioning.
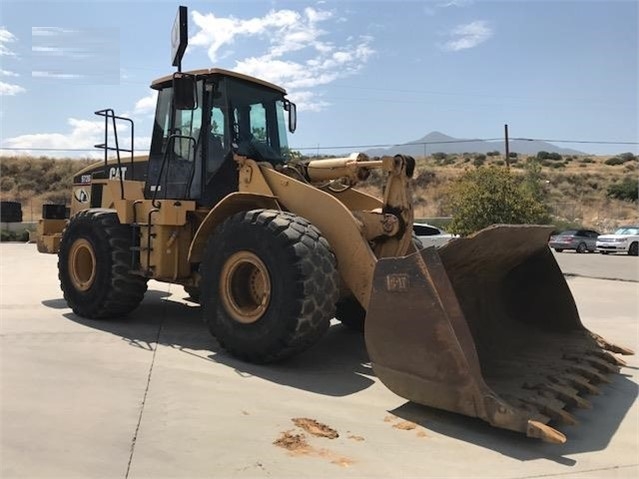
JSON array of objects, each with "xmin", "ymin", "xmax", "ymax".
[
  {"xmin": 552, "ymin": 250, "xmax": 639, "ymax": 282},
  {"xmin": 1, "ymin": 243, "xmax": 637, "ymax": 478}
]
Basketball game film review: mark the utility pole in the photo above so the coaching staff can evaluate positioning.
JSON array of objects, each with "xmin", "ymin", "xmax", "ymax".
[{"xmin": 504, "ymin": 124, "xmax": 510, "ymax": 168}]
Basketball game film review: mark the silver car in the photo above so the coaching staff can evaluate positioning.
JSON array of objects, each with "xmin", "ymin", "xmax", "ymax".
[{"xmin": 548, "ymin": 229, "xmax": 599, "ymax": 253}]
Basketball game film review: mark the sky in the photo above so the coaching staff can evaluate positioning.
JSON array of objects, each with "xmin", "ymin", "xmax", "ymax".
[{"xmin": 0, "ymin": 0, "xmax": 637, "ymax": 158}]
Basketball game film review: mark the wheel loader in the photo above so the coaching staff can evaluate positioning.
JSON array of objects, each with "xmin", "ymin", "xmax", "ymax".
[{"xmin": 36, "ymin": 7, "xmax": 632, "ymax": 444}]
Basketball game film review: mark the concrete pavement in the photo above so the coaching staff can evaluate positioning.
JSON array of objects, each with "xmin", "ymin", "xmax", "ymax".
[{"xmin": 1, "ymin": 243, "xmax": 637, "ymax": 478}]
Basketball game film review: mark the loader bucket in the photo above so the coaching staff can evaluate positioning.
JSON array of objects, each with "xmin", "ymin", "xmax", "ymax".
[{"xmin": 365, "ymin": 225, "xmax": 633, "ymax": 443}]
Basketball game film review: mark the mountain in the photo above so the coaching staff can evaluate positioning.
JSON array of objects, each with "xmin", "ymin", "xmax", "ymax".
[{"xmin": 364, "ymin": 131, "xmax": 586, "ymax": 157}]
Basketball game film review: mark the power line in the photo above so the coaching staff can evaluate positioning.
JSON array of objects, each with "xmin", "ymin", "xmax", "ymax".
[
  {"xmin": 511, "ymin": 138, "xmax": 639, "ymax": 146},
  {"xmin": 1, "ymin": 137, "xmax": 637, "ymax": 154},
  {"xmin": 1, "ymin": 147, "xmax": 101, "ymax": 152}
]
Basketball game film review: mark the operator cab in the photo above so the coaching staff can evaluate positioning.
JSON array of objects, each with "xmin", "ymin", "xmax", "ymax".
[{"xmin": 145, "ymin": 68, "xmax": 297, "ymax": 206}]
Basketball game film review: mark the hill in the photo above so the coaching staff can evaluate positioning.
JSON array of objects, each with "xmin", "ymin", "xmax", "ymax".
[
  {"xmin": 0, "ymin": 152, "xmax": 637, "ymax": 233},
  {"xmin": 365, "ymin": 131, "xmax": 585, "ymax": 157}
]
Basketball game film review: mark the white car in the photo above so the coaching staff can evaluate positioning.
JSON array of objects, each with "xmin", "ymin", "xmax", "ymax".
[
  {"xmin": 595, "ymin": 226, "xmax": 639, "ymax": 256},
  {"xmin": 413, "ymin": 223, "xmax": 457, "ymax": 248}
]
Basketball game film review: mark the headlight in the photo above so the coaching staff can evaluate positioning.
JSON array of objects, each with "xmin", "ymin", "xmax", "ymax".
[{"xmin": 613, "ymin": 238, "xmax": 628, "ymax": 243}]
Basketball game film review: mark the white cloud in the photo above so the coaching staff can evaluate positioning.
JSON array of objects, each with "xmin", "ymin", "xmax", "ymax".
[
  {"xmin": 440, "ymin": 20, "xmax": 493, "ymax": 52},
  {"xmin": 190, "ymin": 7, "xmax": 375, "ymax": 111},
  {"xmin": 287, "ymin": 90, "xmax": 330, "ymax": 112},
  {"xmin": 133, "ymin": 91, "xmax": 158, "ymax": 115},
  {"xmin": 0, "ymin": 69, "xmax": 19, "ymax": 77},
  {"xmin": 0, "ymin": 27, "xmax": 17, "ymax": 57},
  {"xmin": 438, "ymin": 0, "xmax": 474, "ymax": 7},
  {"xmin": 2, "ymin": 118, "xmax": 104, "ymax": 151},
  {"xmin": 1, "ymin": 93, "xmax": 153, "ymax": 156},
  {"xmin": 32, "ymin": 27, "xmax": 77, "ymax": 37},
  {"xmin": 32, "ymin": 71, "xmax": 85, "ymax": 79},
  {"xmin": 0, "ymin": 81, "xmax": 25, "ymax": 95}
]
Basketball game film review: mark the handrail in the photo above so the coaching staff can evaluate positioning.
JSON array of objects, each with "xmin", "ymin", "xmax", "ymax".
[{"xmin": 94, "ymin": 109, "xmax": 135, "ymax": 201}]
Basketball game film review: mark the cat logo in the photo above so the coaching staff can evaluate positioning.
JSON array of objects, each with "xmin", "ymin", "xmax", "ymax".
[
  {"xmin": 74, "ymin": 188, "xmax": 89, "ymax": 203},
  {"xmin": 109, "ymin": 166, "xmax": 128, "ymax": 179}
]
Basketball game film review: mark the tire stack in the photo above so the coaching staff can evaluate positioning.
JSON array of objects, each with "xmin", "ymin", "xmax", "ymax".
[{"xmin": 0, "ymin": 201, "xmax": 23, "ymax": 223}]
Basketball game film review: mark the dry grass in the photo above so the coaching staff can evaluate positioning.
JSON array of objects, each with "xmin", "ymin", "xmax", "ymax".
[{"xmin": 1, "ymin": 153, "xmax": 637, "ymax": 229}]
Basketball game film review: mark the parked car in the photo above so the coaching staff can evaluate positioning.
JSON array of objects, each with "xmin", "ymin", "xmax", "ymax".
[
  {"xmin": 548, "ymin": 229, "xmax": 599, "ymax": 253},
  {"xmin": 413, "ymin": 223, "xmax": 456, "ymax": 248},
  {"xmin": 596, "ymin": 226, "xmax": 639, "ymax": 256}
]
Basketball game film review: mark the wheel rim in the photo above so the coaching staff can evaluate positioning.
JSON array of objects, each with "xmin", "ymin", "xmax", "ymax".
[
  {"xmin": 68, "ymin": 238, "xmax": 97, "ymax": 291},
  {"xmin": 219, "ymin": 251, "xmax": 271, "ymax": 324}
]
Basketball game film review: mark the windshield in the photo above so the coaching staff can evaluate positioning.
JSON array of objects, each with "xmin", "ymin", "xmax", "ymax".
[
  {"xmin": 226, "ymin": 78, "xmax": 290, "ymax": 164},
  {"xmin": 614, "ymin": 227, "xmax": 639, "ymax": 235}
]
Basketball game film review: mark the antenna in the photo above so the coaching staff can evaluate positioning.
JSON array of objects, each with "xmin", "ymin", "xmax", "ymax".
[{"xmin": 171, "ymin": 6, "xmax": 188, "ymax": 72}]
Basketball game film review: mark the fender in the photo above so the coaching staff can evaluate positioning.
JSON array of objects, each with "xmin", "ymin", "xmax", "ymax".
[{"xmin": 188, "ymin": 192, "xmax": 280, "ymax": 264}]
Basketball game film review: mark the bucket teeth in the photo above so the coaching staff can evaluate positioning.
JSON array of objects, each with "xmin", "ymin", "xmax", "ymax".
[
  {"xmin": 550, "ymin": 373, "xmax": 600, "ymax": 395},
  {"xmin": 583, "ymin": 356, "xmax": 620, "ymax": 374},
  {"xmin": 592, "ymin": 334, "xmax": 635, "ymax": 356},
  {"xmin": 567, "ymin": 364, "xmax": 611, "ymax": 384},
  {"xmin": 564, "ymin": 353, "xmax": 620, "ymax": 374},
  {"xmin": 526, "ymin": 420, "xmax": 566, "ymax": 444},
  {"xmin": 522, "ymin": 397, "xmax": 578, "ymax": 426},
  {"xmin": 540, "ymin": 383, "xmax": 592, "ymax": 409},
  {"xmin": 591, "ymin": 350, "xmax": 628, "ymax": 367}
]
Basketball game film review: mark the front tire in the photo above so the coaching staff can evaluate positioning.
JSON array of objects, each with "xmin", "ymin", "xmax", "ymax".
[
  {"xmin": 576, "ymin": 242, "xmax": 587, "ymax": 254},
  {"xmin": 554, "ymin": 248, "xmax": 564, "ymax": 253},
  {"xmin": 200, "ymin": 209, "xmax": 340, "ymax": 363},
  {"xmin": 629, "ymin": 242, "xmax": 638, "ymax": 256},
  {"xmin": 58, "ymin": 209, "xmax": 147, "ymax": 318}
]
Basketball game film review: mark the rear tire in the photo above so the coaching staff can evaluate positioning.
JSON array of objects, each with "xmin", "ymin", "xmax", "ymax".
[
  {"xmin": 576, "ymin": 242, "xmax": 587, "ymax": 254},
  {"xmin": 58, "ymin": 209, "xmax": 147, "ymax": 318},
  {"xmin": 200, "ymin": 209, "xmax": 340, "ymax": 363},
  {"xmin": 629, "ymin": 242, "xmax": 638, "ymax": 256},
  {"xmin": 554, "ymin": 248, "xmax": 563, "ymax": 253}
]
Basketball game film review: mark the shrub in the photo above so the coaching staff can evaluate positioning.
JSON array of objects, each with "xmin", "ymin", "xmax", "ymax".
[
  {"xmin": 541, "ymin": 159, "xmax": 565, "ymax": 168},
  {"xmin": 580, "ymin": 157, "xmax": 594, "ymax": 164},
  {"xmin": 473, "ymin": 154, "xmax": 486, "ymax": 167},
  {"xmin": 432, "ymin": 152, "xmax": 447, "ymax": 160},
  {"xmin": 446, "ymin": 166, "xmax": 550, "ymax": 236},
  {"xmin": 0, "ymin": 229, "xmax": 29, "ymax": 242},
  {"xmin": 508, "ymin": 152, "xmax": 518, "ymax": 158},
  {"xmin": 605, "ymin": 156, "xmax": 626, "ymax": 166},
  {"xmin": 537, "ymin": 151, "xmax": 562, "ymax": 161},
  {"xmin": 494, "ymin": 160, "xmax": 505, "ymax": 166},
  {"xmin": 413, "ymin": 169, "xmax": 437, "ymax": 188},
  {"xmin": 487, "ymin": 150, "xmax": 500, "ymax": 157},
  {"xmin": 606, "ymin": 177, "xmax": 638, "ymax": 202}
]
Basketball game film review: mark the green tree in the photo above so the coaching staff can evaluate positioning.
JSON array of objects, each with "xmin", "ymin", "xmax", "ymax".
[
  {"xmin": 447, "ymin": 166, "xmax": 550, "ymax": 236},
  {"xmin": 607, "ymin": 177, "xmax": 638, "ymax": 201}
]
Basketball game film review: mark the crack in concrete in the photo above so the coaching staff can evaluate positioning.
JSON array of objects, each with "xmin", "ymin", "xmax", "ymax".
[
  {"xmin": 511, "ymin": 463, "xmax": 638, "ymax": 479},
  {"xmin": 124, "ymin": 314, "xmax": 165, "ymax": 479}
]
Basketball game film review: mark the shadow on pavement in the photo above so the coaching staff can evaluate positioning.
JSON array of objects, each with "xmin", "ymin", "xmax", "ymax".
[
  {"xmin": 390, "ymin": 371, "xmax": 637, "ymax": 463},
  {"xmin": 45, "ymin": 290, "xmax": 375, "ymax": 397}
]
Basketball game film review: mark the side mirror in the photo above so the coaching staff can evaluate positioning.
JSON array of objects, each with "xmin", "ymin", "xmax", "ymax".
[
  {"xmin": 173, "ymin": 73, "xmax": 197, "ymax": 110},
  {"xmin": 284, "ymin": 99, "xmax": 297, "ymax": 133}
]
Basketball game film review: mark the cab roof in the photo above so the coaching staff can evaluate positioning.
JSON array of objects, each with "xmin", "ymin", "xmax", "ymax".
[{"xmin": 150, "ymin": 68, "xmax": 287, "ymax": 94}]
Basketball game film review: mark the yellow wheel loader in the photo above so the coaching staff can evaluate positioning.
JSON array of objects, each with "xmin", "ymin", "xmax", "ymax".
[{"xmin": 37, "ymin": 7, "xmax": 632, "ymax": 444}]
